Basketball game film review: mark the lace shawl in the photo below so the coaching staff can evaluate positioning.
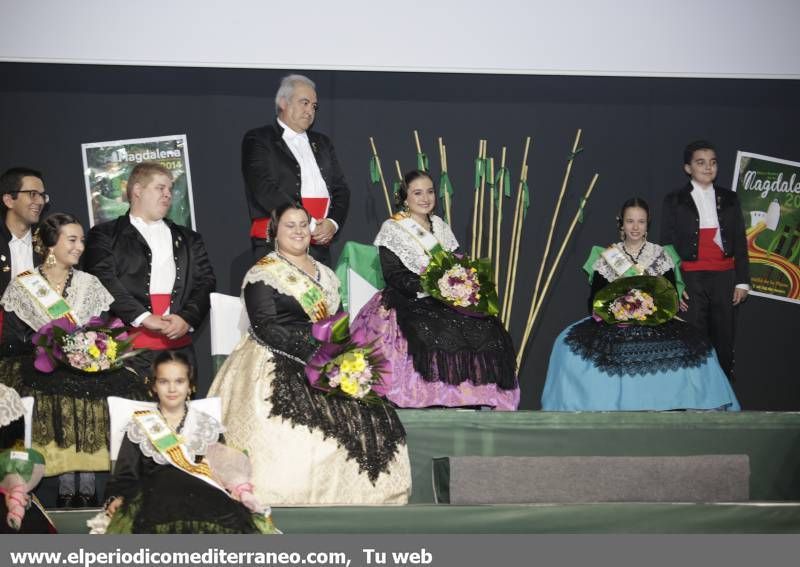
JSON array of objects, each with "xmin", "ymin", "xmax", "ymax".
[
  {"xmin": 0, "ymin": 269, "xmax": 114, "ymax": 330},
  {"xmin": 126, "ymin": 407, "xmax": 223, "ymax": 465},
  {"xmin": 373, "ymin": 215, "xmax": 459, "ymax": 274},
  {"xmin": 0, "ymin": 384, "xmax": 25, "ymax": 427},
  {"xmin": 241, "ymin": 253, "xmax": 340, "ymax": 316},
  {"xmin": 593, "ymin": 242, "xmax": 675, "ymax": 283}
]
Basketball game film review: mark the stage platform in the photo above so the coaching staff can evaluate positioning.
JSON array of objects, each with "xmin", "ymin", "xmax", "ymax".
[{"xmin": 45, "ymin": 410, "xmax": 800, "ymax": 533}]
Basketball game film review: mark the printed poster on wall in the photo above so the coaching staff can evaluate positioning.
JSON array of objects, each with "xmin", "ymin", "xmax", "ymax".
[
  {"xmin": 731, "ymin": 151, "xmax": 800, "ymax": 304},
  {"xmin": 81, "ymin": 134, "xmax": 196, "ymax": 229}
]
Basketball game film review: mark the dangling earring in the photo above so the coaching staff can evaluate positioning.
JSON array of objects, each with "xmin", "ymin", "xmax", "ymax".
[
  {"xmin": 643, "ymin": 231, "xmax": 648, "ymax": 241},
  {"xmin": 402, "ymin": 202, "xmax": 410, "ymax": 213},
  {"xmin": 46, "ymin": 249, "xmax": 56, "ymax": 266}
]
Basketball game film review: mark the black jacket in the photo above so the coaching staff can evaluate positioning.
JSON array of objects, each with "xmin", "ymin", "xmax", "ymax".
[
  {"xmin": 0, "ymin": 221, "xmax": 42, "ymax": 296},
  {"xmin": 83, "ymin": 214, "xmax": 216, "ymax": 329},
  {"xmin": 661, "ymin": 183, "xmax": 750, "ymax": 285},
  {"xmin": 241, "ymin": 121, "xmax": 350, "ymax": 229}
]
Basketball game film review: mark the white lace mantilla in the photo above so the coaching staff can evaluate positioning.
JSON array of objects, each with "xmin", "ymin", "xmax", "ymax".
[
  {"xmin": 0, "ymin": 269, "xmax": 114, "ymax": 330},
  {"xmin": 242, "ymin": 253, "xmax": 340, "ymax": 314},
  {"xmin": 126, "ymin": 407, "xmax": 223, "ymax": 465},
  {"xmin": 373, "ymin": 215, "xmax": 459, "ymax": 274},
  {"xmin": 594, "ymin": 242, "xmax": 675, "ymax": 283},
  {"xmin": 0, "ymin": 384, "xmax": 25, "ymax": 427}
]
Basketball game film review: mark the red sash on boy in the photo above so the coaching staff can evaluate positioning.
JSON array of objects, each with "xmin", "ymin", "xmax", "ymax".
[
  {"xmin": 131, "ymin": 294, "xmax": 192, "ymax": 350},
  {"xmin": 681, "ymin": 228, "xmax": 735, "ymax": 272},
  {"xmin": 249, "ymin": 197, "xmax": 330, "ymax": 244}
]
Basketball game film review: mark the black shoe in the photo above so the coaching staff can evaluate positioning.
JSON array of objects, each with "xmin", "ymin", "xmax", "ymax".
[
  {"xmin": 57, "ymin": 493, "xmax": 75, "ymax": 508},
  {"xmin": 72, "ymin": 494, "xmax": 98, "ymax": 508}
]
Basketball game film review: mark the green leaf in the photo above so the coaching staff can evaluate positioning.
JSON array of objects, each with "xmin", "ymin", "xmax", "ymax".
[
  {"xmin": 369, "ymin": 156, "xmax": 381, "ymax": 184},
  {"xmin": 521, "ymin": 180, "xmax": 530, "ymax": 219},
  {"xmin": 473, "ymin": 158, "xmax": 485, "ymax": 189},
  {"xmin": 577, "ymin": 197, "xmax": 586, "ymax": 223},
  {"xmin": 438, "ymin": 172, "xmax": 454, "ymax": 198},
  {"xmin": 416, "ymin": 152, "xmax": 429, "ymax": 172}
]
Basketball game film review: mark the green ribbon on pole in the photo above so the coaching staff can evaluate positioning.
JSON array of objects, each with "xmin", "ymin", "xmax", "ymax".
[
  {"xmin": 369, "ymin": 155, "xmax": 381, "ymax": 184},
  {"xmin": 521, "ymin": 180, "xmax": 530, "ymax": 219},
  {"xmin": 567, "ymin": 147, "xmax": 584, "ymax": 161},
  {"xmin": 392, "ymin": 180, "xmax": 402, "ymax": 199},
  {"xmin": 473, "ymin": 158, "xmax": 485, "ymax": 189},
  {"xmin": 416, "ymin": 152, "xmax": 430, "ymax": 172},
  {"xmin": 494, "ymin": 167, "xmax": 511, "ymax": 207},
  {"xmin": 439, "ymin": 171, "xmax": 454, "ymax": 199},
  {"xmin": 577, "ymin": 197, "xmax": 587, "ymax": 223}
]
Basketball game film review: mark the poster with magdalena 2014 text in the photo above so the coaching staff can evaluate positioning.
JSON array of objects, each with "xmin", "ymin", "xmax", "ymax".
[
  {"xmin": 81, "ymin": 134, "xmax": 196, "ymax": 229},
  {"xmin": 732, "ymin": 151, "xmax": 800, "ymax": 304}
]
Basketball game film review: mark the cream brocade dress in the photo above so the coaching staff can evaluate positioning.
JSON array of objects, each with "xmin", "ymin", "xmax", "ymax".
[{"xmin": 208, "ymin": 253, "xmax": 411, "ymax": 506}]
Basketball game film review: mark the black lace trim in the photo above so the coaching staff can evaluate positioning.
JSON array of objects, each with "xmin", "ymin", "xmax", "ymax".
[
  {"xmin": 564, "ymin": 318, "xmax": 713, "ymax": 377},
  {"xmin": 382, "ymin": 290, "xmax": 517, "ymax": 389},
  {"xmin": 268, "ymin": 353, "xmax": 407, "ymax": 484},
  {"xmin": 0, "ymin": 355, "xmax": 147, "ymax": 452}
]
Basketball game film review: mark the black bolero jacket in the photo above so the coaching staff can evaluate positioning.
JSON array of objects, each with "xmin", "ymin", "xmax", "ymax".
[
  {"xmin": 241, "ymin": 121, "xmax": 350, "ymax": 229},
  {"xmin": 660, "ymin": 183, "xmax": 750, "ymax": 285},
  {"xmin": 83, "ymin": 214, "xmax": 216, "ymax": 329}
]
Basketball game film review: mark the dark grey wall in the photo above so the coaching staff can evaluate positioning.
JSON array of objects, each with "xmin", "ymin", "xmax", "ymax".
[{"xmin": 2, "ymin": 63, "xmax": 799, "ymax": 409}]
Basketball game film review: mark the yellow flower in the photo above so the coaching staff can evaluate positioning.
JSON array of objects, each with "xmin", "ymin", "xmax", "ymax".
[
  {"xmin": 88, "ymin": 345, "xmax": 101, "ymax": 359},
  {"xmin": 339, "ymin": 376, "xmax": 359, "ymax": 396},
  {"xmin": 85, "ymin": 364, "xmax": 99, "ymax": 373},
  {"xmin": 340, "ymin": 352, "xmax": 367, "ymax": 374},
  {"xmin": 106, "ymin": 339, "xmax": 117, "ymax": 360}
]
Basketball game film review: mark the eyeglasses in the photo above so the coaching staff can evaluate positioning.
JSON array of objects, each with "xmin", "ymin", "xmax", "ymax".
[{"xmin": 12, "ymin": 190, "xmax": 50, "ymax": 203}]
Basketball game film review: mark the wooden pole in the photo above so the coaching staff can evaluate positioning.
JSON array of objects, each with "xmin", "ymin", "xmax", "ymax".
[
  {"xmin": 517, "ymin": 173, "xmax": 599, "ymax": 367},
  {"xmin": 494, "ymin": 147, "xmax": 507, "ymax": 290},
  {"xmin": 503, "ymin": 164, "xmax": 528, "ymax": 328},
  {"xmin": 369, "ymin": 137, "xmax": 393, "ymax": 217},
  {"xmin": 477, "ymin": 140, "xmax": 488, "ymax": 258},
  {"xmin": 501, "ymin": 136, "xmax": 531, "ymax": 327},
  {"xmin": 487, "ymin": 157, "xmax": 496, "ymax": 263},
  {"xmin": 439, "ymin": 138, "xmax": 453, "ymax": 225},
  {"xmin": 530, "ymin": 129, "xmax": 582, "ymax": 314},
  {"xmin": 470, "ymin": 140, "xmax": 483, "ymax": 258}
]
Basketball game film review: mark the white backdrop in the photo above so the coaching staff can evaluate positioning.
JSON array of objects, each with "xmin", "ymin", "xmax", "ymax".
[{"xmin": 1, "ymin": 0, "xmax": 798, "ymax": 78}]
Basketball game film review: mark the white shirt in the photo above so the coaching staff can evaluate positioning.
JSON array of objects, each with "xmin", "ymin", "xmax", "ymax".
[
  {"xmin": 690, "ymin": 181, "xmax": 749, "ymax": 291},
  {"xmin": 277, "ymin": 118, "xmax": 338, "ymax": 232},
  {"xmin": 9, "ymin": 230, "xmax": 34, "ymax": 278},
  {"xmin": 129, "ymin": 215, "xmax": 176, "ymax": 326}
]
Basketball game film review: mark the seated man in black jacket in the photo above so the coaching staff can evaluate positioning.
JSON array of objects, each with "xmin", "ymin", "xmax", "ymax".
[
  {"xmin": 242, "ymin": 73, "xmax": 350, "ymax": 266},
  {"xmin": 84, "ymin": 162, "xmax": 216, "ymax": 379}
]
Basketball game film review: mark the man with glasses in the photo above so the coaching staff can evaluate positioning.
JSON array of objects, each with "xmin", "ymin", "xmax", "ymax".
[
  {"xmin": 242, "ymin": 73, "xmax": 350, "ymax": 266},
  {"xmin": 0, "ymin": 167, "xmax": 47, "ymax": 296}
]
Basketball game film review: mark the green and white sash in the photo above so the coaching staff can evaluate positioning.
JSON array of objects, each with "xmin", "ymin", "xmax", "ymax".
[
  {"xmin": 16, "ymin": 271, "xmax": 76, "ymax": 323},
  {"xmin": 391, "ymin": 214, "xmax": 444, "ymax": 258},
  {"xmin": 132, "ymin": 410, "xmax": 227, "ymax": 493},
  {"xmin": 255, "ymin": 255, "xmax": 330, "ymax": 322},
  {"xmin": 601, "ymin": 246, "xmax": 642, "ymax": 277}
]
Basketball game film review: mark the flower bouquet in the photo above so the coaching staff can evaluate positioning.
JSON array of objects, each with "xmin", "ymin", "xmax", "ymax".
[
  {"xmin": 592, "ymin": 275, "xmax": 678, "ymax": 326},
  {"xmin": 305, "ymin": 312, "xmax": 389, "ymax": 404},
  {"xmin": 420, "ymin": 250, "xmax": 499, "ymax": 316},
  {"xmin": 32, "ymin": 316, "xmax": 141, "ymax": 374},
  {"xmin": 0, "ymin": 448, "xmax": 46, "ymax": 530}
]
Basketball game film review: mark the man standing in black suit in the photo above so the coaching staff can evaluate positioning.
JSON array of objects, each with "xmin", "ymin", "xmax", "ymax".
[
  {"xmin": 242, "ymin": 74, "xmax": 350, "ymax": 266},
  {"xmin": 84, "ymin": 162, "xmax": 216, "ymax": 378},
  {"xmin": 661, "ymin": 140, "xmax": 749, "ymax": 380},
  {"xmin": 0, "ymin": 167, "xmax": 46, "ymax": 344}
]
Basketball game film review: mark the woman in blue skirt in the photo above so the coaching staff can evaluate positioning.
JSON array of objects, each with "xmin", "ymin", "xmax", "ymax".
[{"xmin": 541, "ymin": 197, "xmax": 740, "ymax": 411}]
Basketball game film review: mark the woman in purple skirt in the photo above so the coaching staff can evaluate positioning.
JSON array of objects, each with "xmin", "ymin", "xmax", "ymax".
[{"xmin": 351, "ymin": 170, "xmax": 519, "ymax": 410}]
